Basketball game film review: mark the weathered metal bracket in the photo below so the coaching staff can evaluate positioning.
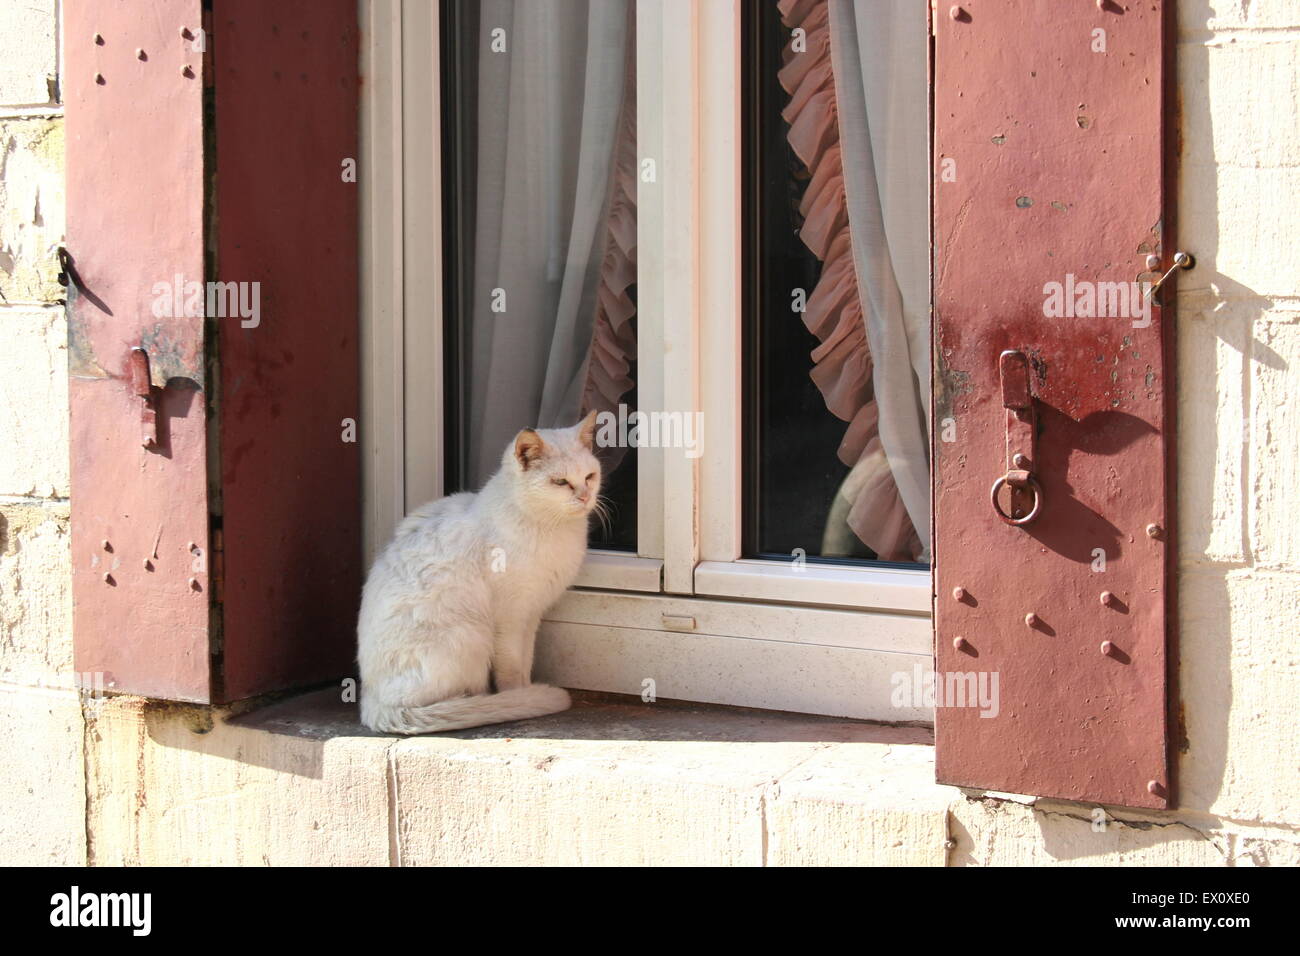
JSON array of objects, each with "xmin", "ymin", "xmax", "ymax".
[
  {"xmin": 991, "ymin": 349, "xmax": 1042, "ymax": 525},
  {"xmin": 128, "ymin": 348, "xmax": 159, "ymax": 449}
]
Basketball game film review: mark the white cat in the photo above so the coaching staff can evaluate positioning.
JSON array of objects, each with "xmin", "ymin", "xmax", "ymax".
[{"xmin": 358, "ymin": 413, "xmax": 602, "ymax": 734}]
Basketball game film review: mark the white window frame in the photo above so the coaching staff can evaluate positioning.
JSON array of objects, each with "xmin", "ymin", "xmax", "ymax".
[{"xmin": 359, "ymin": 0, "xmax": 933, "ymax": 722}]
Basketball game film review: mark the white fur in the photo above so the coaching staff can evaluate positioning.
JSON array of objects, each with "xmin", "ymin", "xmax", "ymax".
[{"xmin": 358, "ymin": 414, "xmax": 601, "ymax": 734}]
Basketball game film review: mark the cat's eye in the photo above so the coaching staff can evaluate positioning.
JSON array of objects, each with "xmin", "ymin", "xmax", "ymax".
[
  {"xmin": 585, "ymin": 472, "xmax": 596, "ymax": 482},
  {"xmin": 552, "ymin": 478, "xmax": 571, "ymax": 488}
]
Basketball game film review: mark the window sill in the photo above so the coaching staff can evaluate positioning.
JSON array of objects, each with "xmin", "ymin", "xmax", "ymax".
[{"xmin": 228, "ymin": 687, "xmax": 953, "ymax": 865}]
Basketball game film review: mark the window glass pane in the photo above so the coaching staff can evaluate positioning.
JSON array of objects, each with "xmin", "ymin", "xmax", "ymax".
[
  {"xmin": 746, "ymin": 0, "xmax": 930, "ymax": 566},
  {"xmin": 442, "ymin": 0, "xmax": 638, "ymax": 550}
]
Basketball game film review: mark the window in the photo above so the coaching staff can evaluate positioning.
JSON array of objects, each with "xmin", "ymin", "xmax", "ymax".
[{"xmin": 363, "ymin": 0, "xmax": 932, "ymax": 722}]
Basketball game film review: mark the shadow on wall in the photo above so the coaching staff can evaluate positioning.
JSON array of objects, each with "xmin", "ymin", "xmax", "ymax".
[
  {"xmin": 944, "ymin": 798, "xmax": 1224, "ymax": 865},
  {"xmin": 1175, "ymin": 0, "xmax": 1289, "ymax": 815}
]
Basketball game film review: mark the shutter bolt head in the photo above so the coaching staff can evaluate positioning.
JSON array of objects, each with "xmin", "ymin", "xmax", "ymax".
[
  {"xmin": 953, "ymin": 636, "xmax": 970, "ymax": 652},
  {"xmin": 1025, "ymin": 612, "xmax": 1039, "ymax": 628},
  {"xmin": 1100, "ymin": 640, "xmax": 1114, "ymax": 656},
  {"xmin": 949, "ymin": 5, "xmax": 965, "ymax": 20},
  {"xmin": 1146, "ymin": 523, "xmax": 1163, "ymax": 539},
  {"xmin": 181, "ymin": 65, "xmax": 195, "ymax": 78},
  {"xmin": 1145, "ymin": 254, "xmax": 1161, "ymax": 270},
  {"xmin": 1012, "ymin": 453, "xmax": 1029, "ymax": 468},
  {"xmin": 1147, "ymin": 780, "xmax": 1163, "ymax": 796},
  {"xmin": 1100, "ymin": 590, "xmax": 1115, "ymax": 607},
  {"xmin": 136, "ymin": 48, "xmax": 147, "ymax": 61},
  {"xmin": 93, "ymin": 33, "xmax": 104, "ymax": 46},
  {"xmin": 188, "ymin": 541, "xmax": 197, "ymax": 551},
  {"xmin": 103, "ymin": 572, "xmax": 113, "ymax": 584},
  {"xmin": 94, "ymin": 72, "xmax": 105, "ymax": 85},
  {"xmin": 181, "ymin": 27, "xmax": 195, "ymax": 40},
  {"xmin": 143, "ymin": 558, "xmax": 153, "ymax": 571},
  {"xmin": 952, "ymin": 586, "xmax": 966, "ymax": 601},
  {"xmin": 101, "ymin": 539, "xmax": 111, "ymax": 551},
  {"xmin": 188, "ymin": 577, "xmax": 200, "ymax": 590}
]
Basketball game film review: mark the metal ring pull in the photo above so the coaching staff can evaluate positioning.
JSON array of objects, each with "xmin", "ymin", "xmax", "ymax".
[{"xmin": 990, "ymin": 473, "xmax": 1043, "ymax": 525}]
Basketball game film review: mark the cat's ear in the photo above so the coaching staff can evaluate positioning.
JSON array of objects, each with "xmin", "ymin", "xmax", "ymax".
[
  {"xmin": 514, "ymin": 428, "xmax": 546, "ymax": 470},
  {"xmin": 577, "ymin": 409, "xmax": 599, "ymax": 451}
]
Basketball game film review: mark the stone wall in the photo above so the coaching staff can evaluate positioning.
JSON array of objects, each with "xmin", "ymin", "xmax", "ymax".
[{"xmin": 0, "ymin": 0, "xmax": 86, "ymax": 866}]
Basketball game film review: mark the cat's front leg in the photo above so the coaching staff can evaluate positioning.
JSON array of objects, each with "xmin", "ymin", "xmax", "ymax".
[{"xmin": 491, "ymin": 613, "xmax": 541, "ymax": 691}]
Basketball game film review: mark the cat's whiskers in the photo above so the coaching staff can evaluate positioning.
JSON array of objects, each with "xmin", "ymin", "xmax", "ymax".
[{"xmin": 590, "ymin": 493, "xmax": 614, "ymax": 540}]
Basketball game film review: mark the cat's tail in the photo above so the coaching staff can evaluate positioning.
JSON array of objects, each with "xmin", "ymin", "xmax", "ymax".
[{"xmin": 364, "ymin": 685, "xmax": 572, "ymax": 735}]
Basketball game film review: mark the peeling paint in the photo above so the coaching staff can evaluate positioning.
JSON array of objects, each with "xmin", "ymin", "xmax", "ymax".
[{"xmin": 64, "ymin": 283, "xmax": 107, "ymax": 379}]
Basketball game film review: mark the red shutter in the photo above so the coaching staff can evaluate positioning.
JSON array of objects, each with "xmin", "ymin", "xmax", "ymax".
[
  {"xmin": 932, "ymin": 0, "xmax": 1175, "ymax": 808},
  {"xmin": 66, "ymin": 0, "xmax": 213, "ymax": 701},
  {"xmin": 211, "ymin": 0, "xmax": 361, "ymax": 700},
  {"xmin": 66, "ymin": 0, "xmax": 360, "ymax": 703}
]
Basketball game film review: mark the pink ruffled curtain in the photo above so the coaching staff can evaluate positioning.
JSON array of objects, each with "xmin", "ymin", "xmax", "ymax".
[{"xmin": 778, "ymin": 0, "xmax": 924, "ymax": 562}]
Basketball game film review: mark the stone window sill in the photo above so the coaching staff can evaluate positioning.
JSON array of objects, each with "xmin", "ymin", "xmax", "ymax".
[{"xmin": 225, "ymin": 688, "xmax": 952, "ymax": 865}]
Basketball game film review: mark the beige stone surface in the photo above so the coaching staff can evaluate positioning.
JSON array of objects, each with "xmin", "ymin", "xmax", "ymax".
[
  {"xmin": 0, "ymin": 310, "xmax": 69, "ymax": 498},
  {"xmin": 0, "ymin": 685, "xmax": 85, "ymax": 865},
  {"xmin": 0, "ymin": 0, "xmax": 57, "ymax": 107},
  {"xmin": 385, "ymin": 696, "xmax": 943, "ymax": 866},
  {"xmin": 1175, "ymin": 300, "xmax": 1248, "ymax": 564},
  {"xmin": 1190, "ymin": 0, "xmax": 1300, "ymax": 32},
  {"xmin": 86, "ymin": 690, "xmax": 956, "ymax": 866},
  {"xmin": 62, "ymin": 690, "xmax": 1300, "ymax": 866},
  {"xmin": 950, "ymin": 796, "xmax": 1230, "ymax": 866},
  {"xmin": 1178, "ymin": 567, "xmax": 1300, "ymax": 823},
  {"xmin": 1166, "ymin": 0, "xmax": 1300, "ymax": 845},
  {"xmin": 0, "ymin": 118, "xmax": 65, "ymax": 304},
  {"xmin": 84, "ymin": 695, "xmax": 392, "ymax": 866},
  {"xmin": 0, "ymin": 500, "xmax": 71, "ymax": 686},
  {"xmin": 1251, "ymin": 318, "xmax": 1300, "ymax": 569},
  {"xmin": 953, "ymin": 794, "xmax": 1300, "ymax": 867},
  {"xmin": 765, "ymin": 730, "xmax": 952, "ymax": 866},
  {"xmin": 1175, "ymin": 162, "xmax": 1300, "ymax": 302},
  {"xmin": 1177, "ymin": 28, "xmax": 1300, "ymax": 170},
  {"xmin": 394, "ymin": 737, "xmax": 769, "ymax": 865}
]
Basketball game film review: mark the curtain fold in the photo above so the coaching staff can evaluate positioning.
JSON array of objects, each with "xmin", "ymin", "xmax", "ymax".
[
  {"xmin": 467, "ymin": 0, "xmax": 634, "ymax": 486},
  {"xmin": 778, "ymin": 0, "xmax": 930, "ymax": 561}
]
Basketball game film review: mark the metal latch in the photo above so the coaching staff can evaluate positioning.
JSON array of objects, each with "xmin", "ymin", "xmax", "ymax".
[
  {"xmin": 1143, "ymin": 251, "xmax": 1195, "ymax": 302},
  {"xmin": 129, "ymin": 347, "xmax": 159, "ymax": 449},
  {"xmin": 990, "ymin": 349, "xmax": 1043, "ymax": 525}
]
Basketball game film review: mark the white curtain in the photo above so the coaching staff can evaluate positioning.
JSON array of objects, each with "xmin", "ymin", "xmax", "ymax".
[
  {"xmin": 828, "ymin": 0, "xmax": 932, "ymax": 551},
  {"xmin": 467, "ymin": 0, "xmax": 632, "ymax": 485}
]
